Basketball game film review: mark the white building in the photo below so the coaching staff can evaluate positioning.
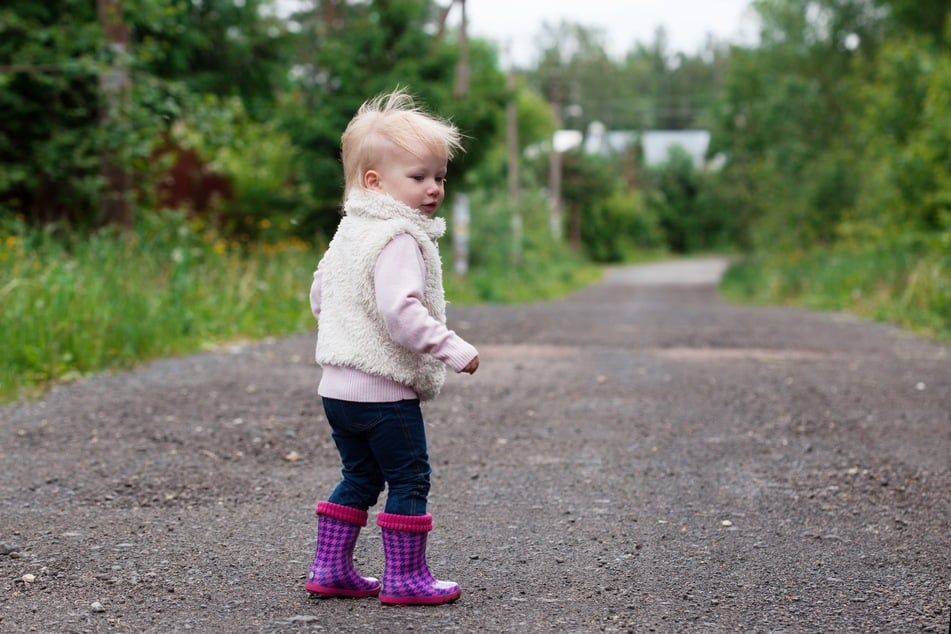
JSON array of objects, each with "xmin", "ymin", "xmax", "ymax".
[{"xmin": 582, "ymin": 121, "xmax": 715, "ymax": 169}]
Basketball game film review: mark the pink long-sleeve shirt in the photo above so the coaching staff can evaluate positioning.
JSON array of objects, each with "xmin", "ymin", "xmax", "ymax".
[{"xmin": 310, "ymin": 232, "xmax": 478, "ymax": 402}]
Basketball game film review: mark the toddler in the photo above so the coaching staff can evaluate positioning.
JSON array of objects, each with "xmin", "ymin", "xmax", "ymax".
[{"xmin": 305, "ymin": 89, "xmax": 479, "ymax": 606}]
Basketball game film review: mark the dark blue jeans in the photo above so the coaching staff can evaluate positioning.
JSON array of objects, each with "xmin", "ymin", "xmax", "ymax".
[{"xmin": 321, "ymin": 397, "xmax": 431, "ymax": 516}]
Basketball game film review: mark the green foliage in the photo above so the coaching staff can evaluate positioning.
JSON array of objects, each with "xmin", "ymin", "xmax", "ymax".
[
  {"xmin": 515, "ymin": 86, "xmax": 557, "ymax": 150},
  {"xmin": 643, "ymin": 147, "xmax": 704, "ymax": 253},
  {"xmin": 878, "ymin": 0, "xmax": 951, "ymax": 43},
  {"xmin": 169, "ymin": 94, "xmax": 314, "ymax": 242},
  {"xmin": 0, "ymin": 0, "xmax": 293, "ymax": 227},
  {"xmin": 582, "ymin": 190, "xmax": 663, "ymax": 262},
  {"xmin": 850, "ymin": 36, "xmax": 951, "ymax": 241},
  {"xmin": 521, "ymin": 20, "xmax": 738, "ymax": 260},
  {"xmin": 711, "ymin": 0, "xmax": 950, "ymax": 249},
  {"xmin": 0, "ymin": 211, "xmax": 318, "ymax": 403},
  {"xmin": 0, "ymin": 1, "xmax": 103, "ymax": 224},
  {"xmin": 710, "ymin": 0, "xmax": 949, "ymax": 339},
  {"xmin": 709, "ymin": 0, "xmax": 891, "ymax": 251},
  {"xmin": 129, "ymin": 0, "xmax": 292, "ymax": 120},
  {"xmin": 277, "ymin": 0, "xmax": 506, "ymax": 242},
  {"xmin": 721, "ymin": 246, "xmax": 951, "ymax": 342},
  {"xmin": 554, "ymin": 151, "xmax": 664, "ymax": 261}
]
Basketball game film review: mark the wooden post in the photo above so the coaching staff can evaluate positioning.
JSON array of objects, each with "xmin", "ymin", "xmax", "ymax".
[
  {"xmin": 548, "ymin": 78, "xmax": 563, "ymax": 241},
  {"xmin": 506, "ymin": 65, "xmax": 522, "ymax": 263},
  {"xmin": 452, "ymin": 193, "xmax": 470, "ymax": 277},
  {"xmin": 322, "ymin": 0, "xmax": 338, "ymax": 30},
  {"xmin": 452, "ymin": 0, "xmax": 470, "ymax": 275}
]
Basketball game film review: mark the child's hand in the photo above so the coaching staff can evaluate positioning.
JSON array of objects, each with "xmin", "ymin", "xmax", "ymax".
[{"xmin": 461, "ymin": 355, "xmax": 479, "ymax": 374}]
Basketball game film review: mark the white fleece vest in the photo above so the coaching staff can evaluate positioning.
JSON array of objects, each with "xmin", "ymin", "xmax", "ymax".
[{"xmin": 315, "ymin": 189, "xmax": 448, "ymax": 401}]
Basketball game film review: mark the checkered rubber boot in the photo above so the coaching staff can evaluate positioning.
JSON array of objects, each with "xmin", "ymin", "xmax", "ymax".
[
  {"xmin": 305, "ymin": 501, "xmax": 381, "ymax": 598},
  {"xmin": 377, "ymin": 512, "xmax": 461, "ymax": 606}
]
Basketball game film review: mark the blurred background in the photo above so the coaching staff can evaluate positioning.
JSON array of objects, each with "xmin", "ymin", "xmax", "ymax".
[{"xmin": 1, "ymin": 0, "xmax": 948, "ymax": 402}]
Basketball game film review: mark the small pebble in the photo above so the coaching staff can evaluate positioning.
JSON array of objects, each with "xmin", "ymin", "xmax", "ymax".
[{"xmin": 91, "ymin": 601, "xmax": 106, "ymax": 613}]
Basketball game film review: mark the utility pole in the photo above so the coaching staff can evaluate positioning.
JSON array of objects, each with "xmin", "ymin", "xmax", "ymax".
[
  {"xmin": 322, "ymin": 0, "xmax": 338, "ymax": 30},
  {"xmin": 97, "ymin": 0, "xmax": 131, "ymax": 228},
  {"xmin": 451, "ymin": 0, "xmax": 471, "ymax": 276},
  {"xmin": 506, "ymin": 63, "xmax": 522, "ymax": 263},
  {"xmin": 453, "ymin": 0, "xmax": 469, "ymax": 98}
]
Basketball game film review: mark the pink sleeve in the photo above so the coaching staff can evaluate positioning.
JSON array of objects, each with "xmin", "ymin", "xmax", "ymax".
[{"xmin": 374, "ymin": 234, "xmax": 478, "ymax": 373}]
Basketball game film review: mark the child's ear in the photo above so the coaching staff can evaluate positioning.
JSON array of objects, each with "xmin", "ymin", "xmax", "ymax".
[{"xmin": 364, "ymin": 170, "xmax": 382, "ymax": 191}]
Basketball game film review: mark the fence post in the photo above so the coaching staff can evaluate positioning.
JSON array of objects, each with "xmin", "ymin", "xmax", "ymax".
[{"xmin": 453, "ymin": 193, "xmax": 470, "ymax": 277}]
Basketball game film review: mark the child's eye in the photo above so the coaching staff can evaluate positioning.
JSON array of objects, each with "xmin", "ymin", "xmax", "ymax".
[{"xmin": 411, "ymin": 175, "xmax": 424, "ymax": 182}]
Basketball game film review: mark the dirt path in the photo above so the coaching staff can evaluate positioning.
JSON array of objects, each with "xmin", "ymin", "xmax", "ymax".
[{"xmin": 2, "ymin": 258, "xmax": 949, "ymax": 633}]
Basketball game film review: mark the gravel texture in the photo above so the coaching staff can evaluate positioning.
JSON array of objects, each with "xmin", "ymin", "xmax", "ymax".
[{"xmin": 2, "ymin": 257, "xmax": 949, "ymax": 633}]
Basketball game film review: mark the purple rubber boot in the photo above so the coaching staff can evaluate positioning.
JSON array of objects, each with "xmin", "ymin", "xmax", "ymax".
[
  {"xmin": 377, "ymin": 512, "xmax": 461, "ymax": 606},
  {"xmin": 305, "ymin": 501, "xmax": 381, "ymax": 598}
]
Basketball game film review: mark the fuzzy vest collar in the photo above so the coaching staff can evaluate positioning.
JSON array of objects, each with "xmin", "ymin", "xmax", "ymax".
[{"xmin": 344, "ymin": 189, "xmax": 446, "ymax": 241}]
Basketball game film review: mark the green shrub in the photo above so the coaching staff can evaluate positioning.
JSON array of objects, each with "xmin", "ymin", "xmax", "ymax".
[
  {"xmin": 0, "ymin": 211, "xmax": 318, "ymax": 403},
  {"xmin": 582, "ymin": 190, "xmax": 663, "ymax": 262}
]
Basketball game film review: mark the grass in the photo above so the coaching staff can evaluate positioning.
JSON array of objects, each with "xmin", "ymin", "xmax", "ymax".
[
  {"xmin": 720, "ymin": 245, "xmax": 951, "ymax": 342},
  {"xmin": 0, "ymin": 212, "xmax": 320, "ymax": 403},
  {"xmin": 445, "ymin": 252, "xmax": 601, "ymax": 304}
]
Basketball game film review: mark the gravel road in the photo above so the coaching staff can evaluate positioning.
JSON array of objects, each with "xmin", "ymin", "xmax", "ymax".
[{"xmin": 2, "ymin": 257, "xmax": 949, "ymax": 633}]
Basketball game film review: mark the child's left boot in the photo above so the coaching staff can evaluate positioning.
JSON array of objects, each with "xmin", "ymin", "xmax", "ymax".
[
  {"xmin": 305, "ymin": 501, "xmax": 381, "ymax": 598},
  {"xmin": 377, "ymin": 511, "xmax": 461, "ymax": 605}
]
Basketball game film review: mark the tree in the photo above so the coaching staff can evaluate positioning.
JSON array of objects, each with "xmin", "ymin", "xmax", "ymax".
[
  {"xmin": 878, "ymin": 0, "xmax": 951, "ymax": 44},
  {"xmin": 706, "ymin": 0, "xmax": 951, "ymax": 256},
  {"xmin": 0, "ymin": 1, "xmax": 103, "ymax": 225},
  {"xmin": 527, "ymin": 22, "xmax": 731, "ymax": 134},
  {"xmin": 0, "ymin": 0, "xmax": 294, "ymax": 227},
  {"xmin": 851, "ymin": 34, "xmax": 951, "ymax": 240},
  {"xmin": 619, "ymin": 29, "xmax": 728, "ymax": 130},
  {"xmin": 530, "ymin": 22, "xmax": 622, "ymax": 132},
  {"xmin": 278, "ymin": 0, "xmax": 506, "ymax": 241},
  {"xmin": 708, "ymin": 0, "xmax": 892, "ymax": 249},
  {"xmin": 131, "ymin": 0, "xmax": 293, "ymax": 120}
]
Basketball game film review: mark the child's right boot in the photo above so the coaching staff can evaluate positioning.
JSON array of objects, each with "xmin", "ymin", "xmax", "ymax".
[
  {"xmin": 377, "ymin": 511, "xmax": 461, "ymax": 605},
  {"xmin": 305, "ymin": 501, "xmax": 381, "ymax": 598}
]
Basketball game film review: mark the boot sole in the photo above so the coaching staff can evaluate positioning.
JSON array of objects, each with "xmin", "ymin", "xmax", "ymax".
[
  {"xmin": 306, "ymin": 583, "xmax": 381, "ymax": 598},
  {"xmin": 379, "ymin": 588, "xmax": 461, "ymax": 606}
]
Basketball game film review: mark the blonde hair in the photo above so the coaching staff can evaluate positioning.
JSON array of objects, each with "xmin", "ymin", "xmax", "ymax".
[{"xmin": 341, "ymin": 89, "xmax": 464, "ymax": 198}]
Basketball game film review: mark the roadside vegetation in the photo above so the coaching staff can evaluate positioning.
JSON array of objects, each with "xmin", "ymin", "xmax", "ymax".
[
  {"xmin": 722, "ymin": 247, "xmax": 950, "ymax": 342},
  {"xmin": 2, "ymin": 0, "xmax": 947, "ymax": 403}
]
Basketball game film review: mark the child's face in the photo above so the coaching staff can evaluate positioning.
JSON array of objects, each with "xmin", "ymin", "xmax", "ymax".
[{"xmin": 364, "ymin": 144, "xmax": 448, "ymax": 217}]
